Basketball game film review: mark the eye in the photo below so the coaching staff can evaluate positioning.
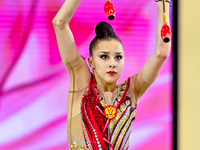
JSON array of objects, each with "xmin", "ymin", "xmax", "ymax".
[
  {"xmin": 115, "ymin": 55, "xmax": 123, "ymax": 60},
  {"xmin": 100, "ymin": 55, "xmax": 108, "ymax": 60}
]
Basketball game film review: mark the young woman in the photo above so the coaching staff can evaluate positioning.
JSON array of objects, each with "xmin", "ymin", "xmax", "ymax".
[{"xmin": 52, "ymin": 0, "xmax": 171, "ymax": 149}]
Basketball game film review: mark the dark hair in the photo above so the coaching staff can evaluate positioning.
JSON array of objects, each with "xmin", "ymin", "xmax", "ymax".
[{"xmin": 89, "ymin": 21, "xmax": 123, "ymax": 56}]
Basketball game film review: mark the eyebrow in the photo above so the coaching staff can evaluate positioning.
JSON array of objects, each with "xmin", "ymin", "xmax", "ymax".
[{"xmin": 99, "ymin": 51, "xmax": 123, "ymax": 54}]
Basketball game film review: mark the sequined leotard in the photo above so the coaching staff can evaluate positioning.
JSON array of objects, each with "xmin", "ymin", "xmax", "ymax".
[{"xmin": 66, "ymin": 56, "xmax": 137, "ymax": 150}]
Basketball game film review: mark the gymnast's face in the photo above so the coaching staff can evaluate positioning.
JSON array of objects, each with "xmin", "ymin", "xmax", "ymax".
[{"xmin": 88, "ymin": 39, "xmax": 125, "ymax": 84}]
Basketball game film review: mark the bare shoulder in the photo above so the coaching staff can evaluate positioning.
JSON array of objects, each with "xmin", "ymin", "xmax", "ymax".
[
  {"xmin": 129, "ymin": 73, "xmax": 151, "ymax": 104},
  {"xmin": 65, "ymin": 54, "xmax": 91, "ymax": 92},
  {"xmin": 129, "ymin": 74, "xmax": 139, "ymax": 92},
  {"xmin": 126, "ymin": 74, "xmax": 138, "ymax": 103}
]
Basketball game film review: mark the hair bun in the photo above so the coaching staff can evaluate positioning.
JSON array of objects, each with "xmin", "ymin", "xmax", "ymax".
[{"xmin": 95, "ymin": 21, "xmax": 114, "ymax": 35}]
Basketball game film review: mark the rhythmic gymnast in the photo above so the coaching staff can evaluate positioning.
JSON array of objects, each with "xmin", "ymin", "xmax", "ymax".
[{"xmin": 52, "ymin": 0, "xmax": 171, "ymax": 149}]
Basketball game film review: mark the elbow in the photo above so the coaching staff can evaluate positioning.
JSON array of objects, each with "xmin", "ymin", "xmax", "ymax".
[
  {"xmin": 52, "ymin": 18, "xmax": 68, "ymax": 29},
  {"xmin": 156, "ymin": 50, "xmax": 170, "ymax": 60},
  {"xmin": 156, "ymin": 39, "xmax": 171, "ymax": 59}
]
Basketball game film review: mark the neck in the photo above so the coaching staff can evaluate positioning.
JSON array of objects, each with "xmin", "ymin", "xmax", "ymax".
[{"xmin": 94, "ymin": 73, "xmax": 117, "ymax": 92}]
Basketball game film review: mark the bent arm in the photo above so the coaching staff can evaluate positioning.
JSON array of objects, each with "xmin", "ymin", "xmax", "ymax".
[
  {"xmin": 130, "ymin": 1, "xmax": 171, "ymax": 103},
  {"xmin": 52, "ymin": 0, "xmax": 82, "ymax": 63},
  {"xmin": 52, "ymin": 0, "xmax": 91, "ymax": 90}
]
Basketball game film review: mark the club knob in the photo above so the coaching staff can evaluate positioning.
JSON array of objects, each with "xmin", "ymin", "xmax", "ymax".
[{"xmin": 104, "ymin": 1, "xmax": 116, "ymax": 20}]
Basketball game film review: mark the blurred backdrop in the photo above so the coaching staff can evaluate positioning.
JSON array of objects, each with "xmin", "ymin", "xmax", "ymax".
[{"xmin": 0, "ymin": 0, "xmax": 174, "ymax": 149}]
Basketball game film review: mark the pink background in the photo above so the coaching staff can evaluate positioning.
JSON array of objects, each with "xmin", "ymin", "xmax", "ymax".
[{"xmin": 0, "ymin": 0, "xmax": 173, "ymax": 149}]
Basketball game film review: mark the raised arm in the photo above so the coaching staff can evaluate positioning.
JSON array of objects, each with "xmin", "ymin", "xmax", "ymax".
[
  {"xmin": 130, "ymin": 0, "xmax": 171, "ymax": 103},
  {"xmin": 52, "ymin": 0, "xmax": 82, "ymax": 62},
  {"xmin": 52, "ymin": 0, "xmax": 91, "ymax": 91}
]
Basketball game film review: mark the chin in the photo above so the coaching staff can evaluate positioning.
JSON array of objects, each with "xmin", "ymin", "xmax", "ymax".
[{"xmin": 105, "ymin": 75, "xmax": 119, "ymax": 84}]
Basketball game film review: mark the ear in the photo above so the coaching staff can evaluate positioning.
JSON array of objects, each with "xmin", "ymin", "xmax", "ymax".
[{"xmin": 88, "ymin": 57, "xmax": 95, "ymax": 68}]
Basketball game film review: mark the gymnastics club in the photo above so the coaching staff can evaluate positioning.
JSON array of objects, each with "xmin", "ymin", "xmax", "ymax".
[
  {"xmin": 161, "ymin": 0, "xmax": 172, "ymax": 43},
  {"xmin": 104, "ymin": 0, "xmax": 116, "ymax": 20}
]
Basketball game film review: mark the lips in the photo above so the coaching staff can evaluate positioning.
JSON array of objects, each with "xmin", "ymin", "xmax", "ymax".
[{"xmin": 107, "ymin": 71, "xmax": 116, "ymax": 75}]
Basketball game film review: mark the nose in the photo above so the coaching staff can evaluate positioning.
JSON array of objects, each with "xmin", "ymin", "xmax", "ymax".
[{"xmin": 109, "ymin": 58, "xmax": 116, "ymax": 68}]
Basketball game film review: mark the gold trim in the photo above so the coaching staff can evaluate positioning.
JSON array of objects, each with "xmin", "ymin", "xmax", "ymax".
[
  {"xmin": 115, "ymin": 110, "xmax": 136, "ymax": 149},
  {"xmin": 111, "ymin": 107, "xmax": 131, "ymax": 145}
]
